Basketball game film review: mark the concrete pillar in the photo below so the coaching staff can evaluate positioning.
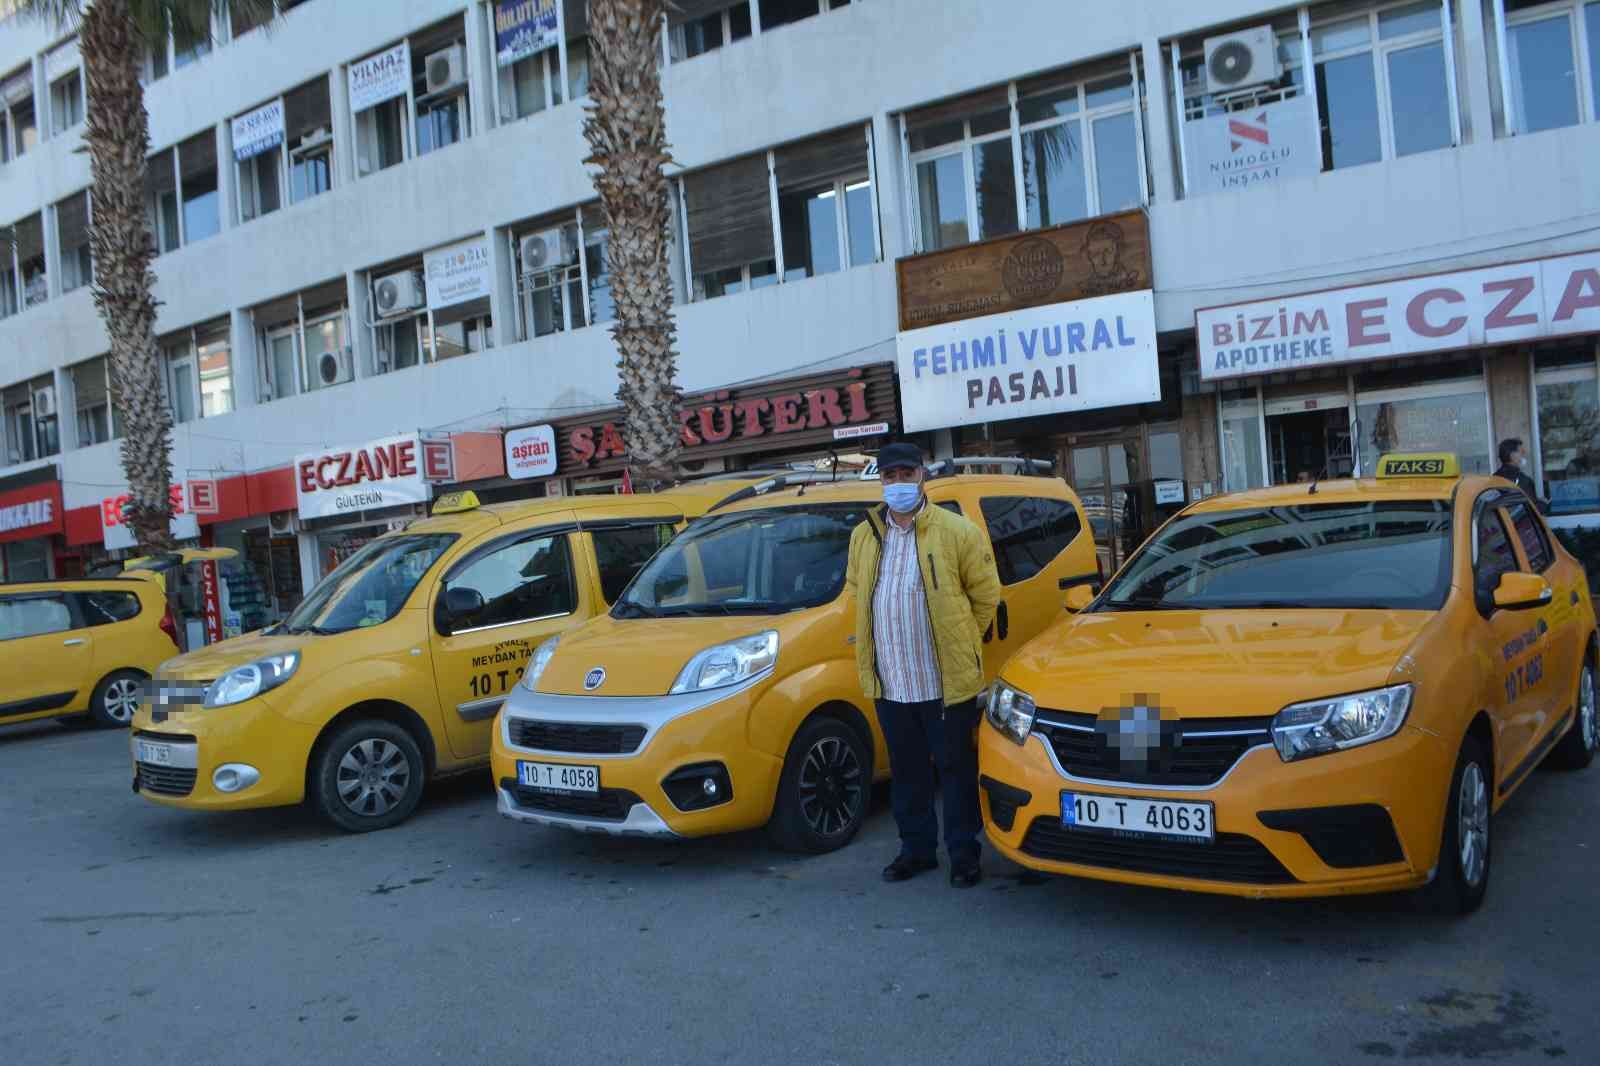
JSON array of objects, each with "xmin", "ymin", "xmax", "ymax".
[
  {"xmin": 1140, "ymin": 39, "xmax": 1178, "ymax": 205},
  {"xmin": 330, "ymin": 69, "xmax": 356, "ymax": 188},
  {"xmin": 53, "ymin": 366, "xmax": 79, "ymax": 453},
  {"xmin": 485, "ymin": 227, "xmax": 517, "ymax": 348},
  {"xmin": 1180, "ymin": 384, "xmax": 1221, "ymax": 495},
  {"xmin": 464, "ymin": 0, "xmax": 495, "ymax": 138},
  {"xmin": 870, "ymin": 112, "xmax": 907, "ymax": 262},
  {"xmin": 216, "ymin": 120, "xmax": 238, "ymax": 229},
  {"xmin": 42, "ymin": 200, "xmax": 61, "ymax": 300},
  {"xmin": 1457, "ymin": 0, "xmax": 1496, "ymax": 144},
  {"xmin": 345, "ymin": 269, "xmax": 375, "ymax": 376},
  {"xmin": 230, "ymin": 308, "xmax": 262, "ymax": 407},
  {"xmin": 1486, "ymin": 347, "xmax": 1532, "ymax": 469}
]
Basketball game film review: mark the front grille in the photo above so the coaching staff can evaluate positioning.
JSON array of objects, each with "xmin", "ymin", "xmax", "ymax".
[
  {"xmin": 1033, "ymin": 711, "xmax": 1273, "ymax": 786},
  {"xmin": 136, "ymin": 763, "xmax": 197, "ymax": 797},
  {"xmin": 502, "ymin": 777, "xmax": 642, "ymax": 821},
  {"xmin": 508, "ymin": 719, "xmax": 646, "ymax": 755},
  {"xmin": 1018, "ymin": 816, "xmax": 1296, "ymax": 885}
]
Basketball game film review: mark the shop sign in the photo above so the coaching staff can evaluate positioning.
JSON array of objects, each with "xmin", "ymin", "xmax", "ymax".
[
  {"xmin": 833, "ymin": 422, "xmax": 890, "ymax": 441},
  {"xmin": 231, "ymin": 99, "xmax": 284, "ymax": 162},
  {"xmin": 894, "ymin": 290, "xmax": 1161, "ymax": 433},
  {"xmin": 294, "ymin": 433, "xmax": 432, "ymax": 520},
  {"xmin": 101, "ymin": 485, "xmax": 201, "ymax": 551},
  {"xmin": 1184, "ymin": 94, "xmax": 1320, "ymax": 197},
  {"xmin": 559, "ymin": 367, "xmax": 894, "ymax": 473},
  {"xmin": 187, "ymin": 479, "xmax": 219, "ymax": 515},
  {"xmin": 1198, "ymin": 249, "xmax": 1600, "ymax": 382},
  {"xmin": 0, "ymin": 479, "xmax": 62, "ymax": 544},
  {"xmin": 896, "ymin": 209, "xmax": 1150, "ymax": 332},
  {"xmin": 1155, "ymin": 480, "xmax": 1186, "ymax": 505},
  {"xmin": 200, "ymin": 560, "xmax": 223, "ymax": 645},
  {"xmin": 495, "ymin": 0, "xmax": 559, "ymax": 68},
  {"xmin": 424, "ymin": 237, "xmax": 493, "ymax": 311},
  {"xmin": 348, "ymin": 42, "xmax": 410, "ymax": 113},
  {"xmin": 505, "ymin": 424, "xmax": 558, "ymax": 479}
]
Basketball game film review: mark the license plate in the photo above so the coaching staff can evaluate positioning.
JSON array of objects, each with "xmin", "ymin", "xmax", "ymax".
[
  {"xmin": 1061, "ymin": 791, "xmax": 1214, "ymax": 844},
  {"xmin": 136, "ymin": 740, "xmax": 175, "ymax": 766},
  {"xmin": 517, "ymin": 761, "xmax": 599, "ymax": 794}
]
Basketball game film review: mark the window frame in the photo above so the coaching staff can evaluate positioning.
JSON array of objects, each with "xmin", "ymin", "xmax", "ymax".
[
  {"xmin": 71, "ymin": 357, "xmax": 116, "ymax": 447},
  {"xmin": 48, "ymin": 68, "xmax": 83, "ymax": 135},
  {"xmin": 1497, "ymin": 0, "xmax": 1600, "ymax": 135},
  {"xmin": 0, "ymin": 592, "xmax": 75, "ymax": 642},
  {"xmin": 1504, "ymin": 496, "xmax": 1557, "ymax": 572},
  {"xmin": 1471, "ymin": 490, "xmax": 1525, "ymax": 590},
  {"xmin": 437, "ymin": 528, "xmax": 579, "ymax": 636},
  {"xmin": 979, "ymin": 494, "xmax": 1086, "ymax": 586},
  {"xmin": 163, "ymin": 335, "xmax": 199, "ymax": 424}
]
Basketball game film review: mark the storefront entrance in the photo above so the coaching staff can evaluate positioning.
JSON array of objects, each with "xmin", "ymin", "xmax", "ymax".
[
  {"xmin": 1264, "ymin": 392, "xmax": 1353, "ymax": 484},
  {"xmin": 1068, "ymin": 436, "xmax": 1143, "ymax": 577}
]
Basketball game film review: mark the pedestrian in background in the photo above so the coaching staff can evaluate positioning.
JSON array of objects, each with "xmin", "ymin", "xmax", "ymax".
[
  {"xmin": 845, "ymin": 443, "xmax": 1001, "ymax": 888},
  {"xmin": 1495, "ymin": 438, "xmax": 1547, "ymax": 513}
]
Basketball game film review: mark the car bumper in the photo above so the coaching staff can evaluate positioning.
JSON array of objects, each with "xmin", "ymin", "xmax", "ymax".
[
  {"xmin": 977, "ymin": 719, "xmax": 1455, "ymax": 900},
  {"xmin": 129, "ymin": 697, "xmax": 316, "ymax": 811},
  {"xmin": 490, "ymin": 673, "xmax": 783, "ymax": 839}
]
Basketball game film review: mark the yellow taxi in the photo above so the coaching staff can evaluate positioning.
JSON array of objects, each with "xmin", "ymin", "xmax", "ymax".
[
  {"xmin": 491, "ymin": 460, "xmax": 1097, "ymax": 852},
  {"xmin": 1, "ymin": 574, "xmax": 179, "ymax": 729},
  {"xmin": 979, "ymin": 453, "xmax": 1597, "ymax": 913},
  {"xmin": 130, "ymin": 480, "xmax": 760, "ymax": 831}
]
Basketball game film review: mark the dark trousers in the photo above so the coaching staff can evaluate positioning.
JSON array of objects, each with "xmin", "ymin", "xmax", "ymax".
[{"xmin": 876, "ymin": 697, "xmax": 981, "ymax": 864}]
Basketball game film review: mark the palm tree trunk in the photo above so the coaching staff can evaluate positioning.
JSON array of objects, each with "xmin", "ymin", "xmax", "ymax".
[
  {"xmin": 80, "ymin": 0, "xmax": 175, "ymax": 552},
  {"xmin": 582, "ymin": 0, "xmax": 682, "ymax": 484}
]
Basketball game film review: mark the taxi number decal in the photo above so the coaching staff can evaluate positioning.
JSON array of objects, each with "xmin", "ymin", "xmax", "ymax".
[
  {"xmin": 1505, "ymin": 654, "xmax": 1543, "ymax": 702},
  {"xmin": 470, "ymin": 667, "xmax": 525, "ymax": 699}
]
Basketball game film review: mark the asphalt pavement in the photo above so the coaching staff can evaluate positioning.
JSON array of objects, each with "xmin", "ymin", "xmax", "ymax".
[{"xmin": 2, "ymin": 720, "xmax": 1594, "ymax": 1066}]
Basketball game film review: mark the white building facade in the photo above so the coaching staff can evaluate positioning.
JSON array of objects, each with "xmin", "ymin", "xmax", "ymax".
[{"xmin": 1, "ymin": 0, "xmax": 1598, "ymax": 609}]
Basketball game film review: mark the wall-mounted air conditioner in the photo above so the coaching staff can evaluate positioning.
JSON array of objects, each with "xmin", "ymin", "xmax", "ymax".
[
  {"xmin": 298, "ymin": 125, "xmax": 331, "ymax": 149},
  {"xmin": 32, "ymin": 385, "xmax": 56, "ymax": 418},
  {"xmin": 374, "ymin": 270, "xmax": 425, "ymax": 317},
  {"xmin": 1203, "ymin": 26, "xmax": 1282, "ymax": 93},
  {"xmin": 317, "ymin": 348, "xmax": 355, "ymax": 387},
  {"xmin": 425, "ymin": 46, "xmax": 465, "ymax": 95},
  {"xmin": 268, "ymin": 510, "xmax": 298, "ymax": 535},
  {"xmin": 520, "ymin": 228, "xmax": 576, "ymax": 274}
]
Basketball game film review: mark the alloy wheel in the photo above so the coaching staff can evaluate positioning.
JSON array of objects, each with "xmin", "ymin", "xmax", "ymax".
[
  {"xmin": 336, "ymin": 738, "xmax": 412, "ymax": 817},
  {"xmin": 797, "ymin": 735, "xmax": 864, "ymax": 837},
  {"xmin": 1458, "ymin": 761, "xmax": 1489, "ymax": 888},
  {"xmin": 103, "ymin": 678, "xmax": 142, "ymax": 724}
]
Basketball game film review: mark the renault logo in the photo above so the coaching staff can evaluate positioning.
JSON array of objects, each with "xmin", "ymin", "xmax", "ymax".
[{"xmin": 583, "ymin": 667, "xmax": 606, "ymax": 691}]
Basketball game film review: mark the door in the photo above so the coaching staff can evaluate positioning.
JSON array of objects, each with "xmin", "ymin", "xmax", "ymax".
[
  {"xmin": 1502, "ymin": 497, "xmax": 1572, "ymax": 747},
  {"xmin": 1069, "ymin": 437, "xmax": 1142, "ymax": 578},
  {"xmin": 1472, "ymin": 496, "xmax": 1546, "ymax": 784},
  {"xmin": 975, "ymin": 492, "xmax": 1092, "ymax": 682},
  {"xmin": 430, "ymin": 529, "xmax": 587, "ymax": 760},
  {"xmin": 0, "ymin": 593, "xmax": 90, "ymax": 721}
]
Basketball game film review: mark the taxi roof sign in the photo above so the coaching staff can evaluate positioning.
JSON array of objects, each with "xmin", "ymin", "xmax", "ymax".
[
  {"xmin": 432, "ymin": 490, "xmax": 481, "ymax": 515},
  {"xmin": 1375, "ymin": 453, "xmax": 1460, "ymax": 479}
]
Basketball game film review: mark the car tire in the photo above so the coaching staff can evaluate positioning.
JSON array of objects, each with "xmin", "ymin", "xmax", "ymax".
[
  {"xmin": 1423, "ymin": 734, "xmax": 1492, "ymax": 915},
  {"xmin": 1547, "ymin": 658, "xmax": 1597, "ymax": 771},
  {"xmin": 767, "ymin": 715, "xmax": 871, "ymax": 854},
  {"xmin": 88, "ymin": 670, "xmax": 145, "ymax": 728},
  {"xmin": 310, "ymin": 720, "xmax": 425, "ymax": 833}
]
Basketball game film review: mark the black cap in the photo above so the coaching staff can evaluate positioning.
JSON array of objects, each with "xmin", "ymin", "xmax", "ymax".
[{"xmin": 877, "ymin": 442, "xmax": 924, "ymax": 472}]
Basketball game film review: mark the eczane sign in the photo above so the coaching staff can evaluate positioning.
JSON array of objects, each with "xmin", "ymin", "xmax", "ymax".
[
  {"xmin": 295, "ymin": 434, "xmax": 431, "ymax": 520},
  {"xmin": 1198, "ymin": 250, "xmax": 1600, "ymax": 381}
]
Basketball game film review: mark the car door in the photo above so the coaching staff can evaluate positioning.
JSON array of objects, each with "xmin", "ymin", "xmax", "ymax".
[
  {"xmin": 1501, "ymin": 497, "xmax": 1573, "ymax": 748},
  {"xmin": 1471, "ymin": 493, "xmax": 1545, "ymax": 785},
  {"xmin": 0, "ymin": 592, "xmax": 91, "ymax": 722},
  {"xmin": 430, "ymin": 526, "xmax": 589, "ymax": 760},
  {"xmin": 974, "ymin": 490, "xmax": 1093, "ymax": 681}
]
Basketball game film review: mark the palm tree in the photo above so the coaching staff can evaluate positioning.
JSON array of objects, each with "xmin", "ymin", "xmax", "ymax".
[
  {"xmin": 20, "ymin": 0, "xmax": 268, "ymax": 552},
  {"xmin": 582, "ymin": 0, "xmax": 682, "ymax": 484}
]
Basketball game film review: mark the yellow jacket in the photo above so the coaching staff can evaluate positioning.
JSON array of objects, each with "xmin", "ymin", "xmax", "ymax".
[{"xmin": 845, "ymin": 500, "xmax": 1002, "ymax": 705}]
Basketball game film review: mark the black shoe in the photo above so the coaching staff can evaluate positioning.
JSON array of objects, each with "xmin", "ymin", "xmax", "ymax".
[
  {"xmin": 882, "ymin": 854, "xmax": 939, "ymax": 882},
  {"xmin": 949, "ymin": 858, "xmax": 982, "ymax": 888}
]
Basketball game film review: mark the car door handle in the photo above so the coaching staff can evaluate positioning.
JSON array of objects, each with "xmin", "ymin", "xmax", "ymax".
[
  {"xmin": 997, "ymin": 601, "xmax": 1009, "ymax": 641},
  {"xmin": 63, "ymin": 638, "xmax": 86, "ymax": 646}
]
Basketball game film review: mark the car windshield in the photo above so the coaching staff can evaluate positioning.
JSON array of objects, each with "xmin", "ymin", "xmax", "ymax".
[
  {"xmin": 614, "ymin": 504, "xmax": 867, "ymax": 617},
  {"xmin": 282, "ymin": 533, "xmax": 455, "ymax": 634},
  {"xmin": 1097, "ymin": 500, "xmax": 1453, "ymax": 612}
]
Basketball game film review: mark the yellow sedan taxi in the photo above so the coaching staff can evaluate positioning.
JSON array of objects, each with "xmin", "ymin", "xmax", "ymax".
[
  {"xmin": 979, "ymin": 454, "xmax": 1596, "ymax": 913},
  {"xmin": 131, "ymin": 480, "xmax": 758, "ymax": 831}
]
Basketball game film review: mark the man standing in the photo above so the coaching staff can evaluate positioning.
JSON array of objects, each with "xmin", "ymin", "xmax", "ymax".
[
  {"xmin": 1495, "ymin": 438, "xmax": 1546, "ymax": 512},
  {"xmin": 845, "ymin": 443, "xmax": 1001, "ymax": 888}
]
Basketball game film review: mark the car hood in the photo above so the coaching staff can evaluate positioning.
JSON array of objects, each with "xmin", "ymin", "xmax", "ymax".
[
  {"xmin": 1002, "ymin": 609, "xmax": 1434, "ymax": 719},
  {"xmin": 538, "ymin": 612, "xmax": 794, "ymax": 697},
  {"xmin": 155, "ymin": 632, "xmax": 306, "ymax": 682}
]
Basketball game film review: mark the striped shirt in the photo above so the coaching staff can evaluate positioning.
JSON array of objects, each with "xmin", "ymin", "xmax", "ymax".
[{"xmin": 872, "ymin": 505, "xmax": 941, "ymax": 704}]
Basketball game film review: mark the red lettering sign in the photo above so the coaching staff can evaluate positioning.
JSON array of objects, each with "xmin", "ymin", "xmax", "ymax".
[
  {"xmin": 1346, "ymin": 299, "xmax": 1390, "ymax": 347},
  {"xmin": 201, "ymin": 560, "xmax": 222, "ymax": 645}
]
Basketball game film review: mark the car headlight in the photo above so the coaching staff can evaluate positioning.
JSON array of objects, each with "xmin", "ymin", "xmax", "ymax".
[
  {"xmin": 519, "ymin": 635, "xmax": 561, "ymax": 692},
  {"xmin": 985, "ymin": 679, "xmax": 1037, "ymax": 745},
  {"xmin": 670, "ymin": 631, "xmax": 779, "ymax": 694},
  {"xmin": 203, "ymin": 652, "xmax": 300, "ymax": 709},
  {"xmin": 1269, "ymin": 683, "xmax": 1413, "ymax": 762}
]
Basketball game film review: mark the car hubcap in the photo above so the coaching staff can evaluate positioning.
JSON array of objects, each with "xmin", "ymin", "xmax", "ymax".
[
  {"xmin": 1581, "ymin": 666, "xmax": 1597, "ymax": 753},
  {"xmin": 336, "ymin": 739, "xmax": 411, "ymax": 817},
  {"xmin": 797, "ymin": 735, "xmax": 864, "ymax": 837},
  {"xmin": 1458, "ymin": 761, "xmax": 1489, "ymax": 888},
  {"xmin": 104, "ymin": 679, "xmax": 141, "ymax": 723}
]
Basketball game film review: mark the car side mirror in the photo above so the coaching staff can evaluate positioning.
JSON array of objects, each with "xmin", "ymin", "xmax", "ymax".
[
  {"xmin": 1492, "ymin": 572, "xmax": 1553, "ymax": 612},
  {"xmin": 437, "ymin": 586, "xmax": 484, "ymax": 634},
  {"xmin": 1064, "ymin": 585, "xmax": 1096, "ymax": 613}
]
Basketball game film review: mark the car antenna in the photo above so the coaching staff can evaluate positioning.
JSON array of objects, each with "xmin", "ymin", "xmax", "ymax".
[
  {"xmin": 1308, "ymin": 464, "xmax": 1327, "ymax": 496},
  {"xmin": 827, "ymin": 448, "xmax": 840, "ymax": 482}
]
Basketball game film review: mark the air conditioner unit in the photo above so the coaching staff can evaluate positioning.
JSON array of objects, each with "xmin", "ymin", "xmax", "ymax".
[
  {"xmin": 32, "ymin": 385, "xmax": 56, "ymax": 419},
  {"xmin": 424, "ymin": 45, "xmax": 465, "ymax": 95},
  {"xmin": 374, "ymin": 270, "xmax": 425, "ymax": 317},
  {"xmin": 520, "ymin": 228, "xmax": 576, "ymax": 273},
  {"xmin": 317, "ymin": 348, "xmax": 355, "ymax": 387},
  {"xmin": 268, "ymin": 510, "xmax": 298, "ymax": 536},
  {"xmin": 1203, "ymin": 25, "xmax": 1282, "ymax": 93}
]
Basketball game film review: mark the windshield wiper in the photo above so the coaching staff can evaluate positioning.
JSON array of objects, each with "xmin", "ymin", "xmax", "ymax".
[
  {"xmin": 611, "ymin": 601, "xmax": 659, "ymax": 619},
  {"xmin": 1100, "ymin": 597, "xmax": 1182, "ymax": 612}
]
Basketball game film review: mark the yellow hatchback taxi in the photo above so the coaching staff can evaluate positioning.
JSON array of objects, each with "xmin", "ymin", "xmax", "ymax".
[
  {"xmin": 979, "ymin": 454, "xmax": 1597, "ymax": 913},
  {"xmin": 130, "ymin": 481, "xmax": 756, "ymax": 831},
  {"xmin": 2, "ymin": 575, "xmax": 179, "ymax": 729},
  {"xmin": 491, "ymin": 461, "xmax": 1097, "ymax": 852}
]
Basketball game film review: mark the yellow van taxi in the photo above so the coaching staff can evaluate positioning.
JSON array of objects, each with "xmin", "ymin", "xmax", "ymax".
[
  {"xmin": 1, "ymin": 576, "xmax": 178, "ymax": 729},
  {"xmin": 129, "ymin": 479, "xmax": 760, "ymax": 831},
  {"xmin": 978, "ymin": 453, "xmax": 1598, "ymax": 913},
  {"xmin": 490, "ymin": 461, "xmax": 1097, "ymax": 852}
]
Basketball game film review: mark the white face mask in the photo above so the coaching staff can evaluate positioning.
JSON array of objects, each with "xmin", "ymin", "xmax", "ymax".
[{"xmin": 883, "ymin": 481, "xmax": 921, "ymax": 513}]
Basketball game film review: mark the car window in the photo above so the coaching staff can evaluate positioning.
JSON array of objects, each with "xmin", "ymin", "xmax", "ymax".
[
  {"xmin": 284, "ymin": 533, "xmax": 456, "ymax": 634},
  {"xmin": 591, "ymin": 524, "xmax": 674, "ymax": 604},
  {"xmin": 980, "ymin": 496, "xmax": 1084, "ymax": 585},
  {"xmin": 0, "ymin": 595, "xmax": 73, "ymax": 641},
  {"xmin": 444, "ymin": 533, "xmax": 576, "ymax": 631},
  {"xmin": 1504, "ymin": 499, "xmax": 1554, "ymax": 573},
  {"xmin": 1476, "ymin": 506, "xmax": 1520, "ymax": 585},
  {"xmin": 936, "ymin": 500, "xmax": 963, "ymax": 516},
  {"xmin": 79, "ymin": 590, "xmax": 142, "ymax": 625}
]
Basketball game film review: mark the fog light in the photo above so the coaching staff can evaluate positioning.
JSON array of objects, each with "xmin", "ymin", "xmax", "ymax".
[
  {"xmin": 663, "ymin": 762, "xmax": 733, "ymax": 812},
  {"xmin": 702, "ymin": 777, "xmax": 718, "ymax": 797},
  {"xmin": 212, "ymin": 763, "xmax": 260, "ymax": 793}
]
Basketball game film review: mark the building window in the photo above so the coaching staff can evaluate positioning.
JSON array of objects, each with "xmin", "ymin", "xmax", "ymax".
[
  {"xmin": 760, "ymin": 0, "xmax": 852, "ymax": 32},
  {"xmin": 70, "ymin": 357, "xmax": 116, "ymax": 446},
  {"xmin": 172, "ymin": 14, "xmax": 212, "ymax": 69},
  {"xmin": 514, "ymin": 216, "xmax": 586, "ymax": 338},
  {"xmin": 667, "ymin": 1, "xmax": 752, "ymax": 62},
  {"xmin": 235, "ymin": 78, "xmax": 333, "ymax": 220},
  {"xmin": 352, "ymin": 18, "xmax": 471, "ymax": 176},
  {"xmin": 2, "ymin": 66, "xmax": 36, "ymax": 161},
  {"xmin": 367, "ymin": 261, "xmax": 427, "ymax": 374},
  {"xmin": 179, "ymin": 131, "xmax": 220, "ymax": 243},
  {"xmin": 147, "ymin": 148, "xmax": 181, "ymax": 254},
  {"xmin": 1500, "ymin": 0, "xmax": 1600, "ymax": 135},
  {"xmin": 414, "ymin": 21, "xmax": 470, "ymax": 156},
  {"xmin": 251, "ymin": 282, "xmax": 349, "ymax": 399},
  {"xmin": 1534, "ymin": 344, "xmax": 1600, "ymax": 513},
  {"xmin": 491, "ymin": 0, "xmax": 589, "ymax": 122},
  {"xmin": 13, "ymin": 213, "xmax": 46, "ymax": 308},
  {"xmin": 228, "ymin": 0, "xmax": 270, "ymax": 39},
  {"xmin": 196, "ymin": 319, "xmax": 234, "ymax": 417},
  {"xmin": 55, "ymin": 190, "xmax": 92, "ymax": 293},
  {"xmin": 2, "ymin": 375, "xmax": 59, "ymax": 464},
  {"xmin": 163, "ymin": 335, "xmax": 198, "ymax": 424},
  {"xmin": 683, "ymin": 153, "xmax": 777, "ymax": 299},
  {"xmin": 1356, "ymin": 375, "xmax": 1491, "ymax": 475},
  {"xmin": 775, "ymin": 126, "xmax": 874, "ymax": 279},
  {"xmin": 49, "ymin": 69, "xmax": 83, "ymax": 135}
]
